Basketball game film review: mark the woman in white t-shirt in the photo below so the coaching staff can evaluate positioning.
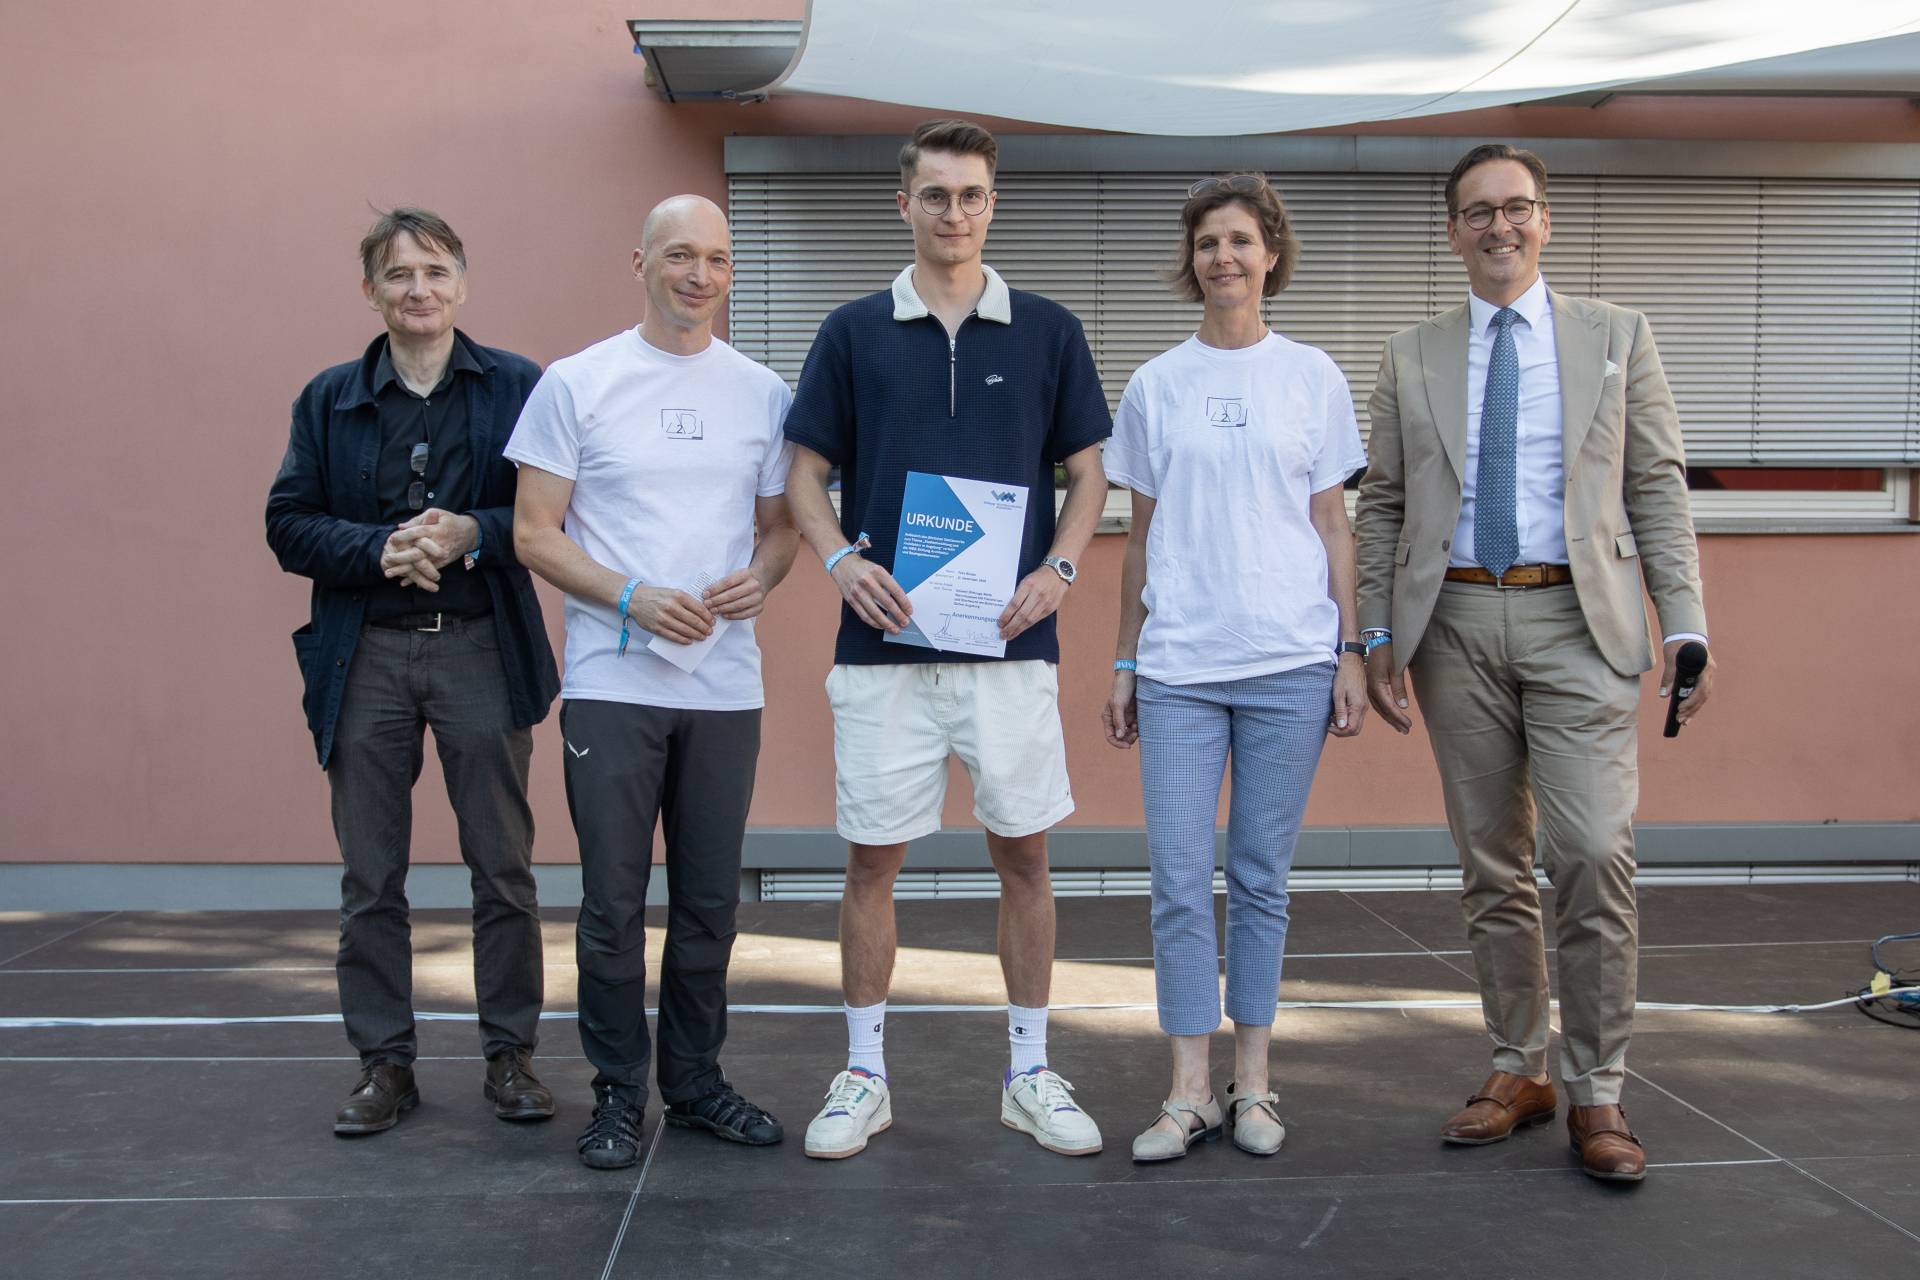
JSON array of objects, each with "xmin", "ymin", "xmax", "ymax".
[{"xmin": 1101, "ymin": 173, "xmax": 1369, "ymax": 1163}]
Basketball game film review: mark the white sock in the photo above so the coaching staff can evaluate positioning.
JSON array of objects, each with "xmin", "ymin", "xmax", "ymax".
[
  {"xmin": 1008, "ymin": 1003, "xmax": 1049, "ymax": 1076},
  {"xmin": 845, "ymin": 1000, "xmax": 887, "ymax": 1080}
]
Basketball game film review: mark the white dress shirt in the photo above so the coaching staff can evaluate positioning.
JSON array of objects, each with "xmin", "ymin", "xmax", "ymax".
[
  {"xmin": 1452, "ymin": 275, "xmax": 1566, "ymax": 569},
  {"xmin": 1436, "ymin": 274, "xmax": 1704, "ymax": 649}
]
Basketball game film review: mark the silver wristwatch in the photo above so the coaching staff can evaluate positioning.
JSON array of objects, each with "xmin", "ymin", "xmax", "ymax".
[{"xmin": 1042, "ymin": 555, "xmax": 1077, "ymax": 584}]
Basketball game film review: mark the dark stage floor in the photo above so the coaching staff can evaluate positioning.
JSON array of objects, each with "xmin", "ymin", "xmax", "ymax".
[{"xmin": 3, "ymin": 883, "xmax": 1918, "ymax": 1278}]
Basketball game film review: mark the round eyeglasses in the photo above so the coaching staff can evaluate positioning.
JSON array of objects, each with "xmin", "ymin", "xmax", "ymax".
[
  {"xmin": 1456, "ymin": 199, "xmax": 1546, "ymax": 230},
  {"xmin": 914, "ymin": 188, "xmax": 990, "ymax": 217}
]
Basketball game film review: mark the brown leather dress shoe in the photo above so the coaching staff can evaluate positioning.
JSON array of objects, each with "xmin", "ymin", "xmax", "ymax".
[
  {"xmin": 1439, "ymin": 1071, "xmax": 1557, "ymax": 1145},
  {"xmin": 1568, "ymin": 1104, "xmax": 1647, "ymax": 1182},
  {"xmin": 334, "ymin": 1062, "xmax": 419, "ymax": 1136},
  {"xmin": 485, "ymin": 1047, "xmax": 555, "ymax": 1122}
]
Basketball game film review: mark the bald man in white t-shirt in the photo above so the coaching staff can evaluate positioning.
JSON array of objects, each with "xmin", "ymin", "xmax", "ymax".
[{"xmin": 509, "ymin": 196, "xmax": 798, "ymax": 1170}]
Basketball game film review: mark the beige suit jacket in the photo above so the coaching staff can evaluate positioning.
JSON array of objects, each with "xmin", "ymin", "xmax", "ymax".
[{"xmin": 1354, "ymin": 291, "xmax": 1707, "ymax": 677}]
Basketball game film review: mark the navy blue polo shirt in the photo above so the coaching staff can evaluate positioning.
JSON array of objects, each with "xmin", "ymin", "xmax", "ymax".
[{"xmin": 783, "ymin": 265, "xmax": 1113, "ymax": 666}]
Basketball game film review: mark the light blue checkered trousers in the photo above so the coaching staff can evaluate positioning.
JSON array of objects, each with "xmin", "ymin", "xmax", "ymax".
[{"xmin": 1136, "ymin": 664, "xmax": 1334, "ymax": 1036}]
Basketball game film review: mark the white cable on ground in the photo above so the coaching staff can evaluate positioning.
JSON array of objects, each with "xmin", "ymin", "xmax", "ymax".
[{"xmin": 2, "ymin": 989, "xmax": 1913, "ymax": 1030}]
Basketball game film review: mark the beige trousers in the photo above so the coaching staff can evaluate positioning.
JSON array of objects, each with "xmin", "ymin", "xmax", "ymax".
[{"xmin": 1409, "ymin": 581, "xmax": 1641, "ymax": 1106}]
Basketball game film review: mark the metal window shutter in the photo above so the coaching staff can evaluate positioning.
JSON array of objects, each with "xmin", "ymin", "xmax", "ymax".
[
  {"xmin": 1751, "ymin": 180, "xmax": 1920, "ymax": 465},
  {"xmin": 731, "ymin": 169, "xmax": 1920, "ymax": 465},
  {"xmin": 1587, "ymin": 178, "xmax": 1766, "ymax": 465}
]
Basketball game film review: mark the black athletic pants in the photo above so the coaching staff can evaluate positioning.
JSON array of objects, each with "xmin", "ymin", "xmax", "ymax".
[{"xmin": 560, "ymin": 698, "xmax": 760, "ymax": 1105}]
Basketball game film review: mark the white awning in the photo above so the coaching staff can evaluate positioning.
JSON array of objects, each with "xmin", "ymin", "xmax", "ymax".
[{"xmin": 767, "ymin": 1, "xmax": 1920, "ymax": 135}]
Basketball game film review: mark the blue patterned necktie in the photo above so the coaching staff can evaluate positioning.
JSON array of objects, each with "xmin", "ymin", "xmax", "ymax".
[{"xmin": 1474, "ymin": 307, "xmax": 1521, "ymax": 579}]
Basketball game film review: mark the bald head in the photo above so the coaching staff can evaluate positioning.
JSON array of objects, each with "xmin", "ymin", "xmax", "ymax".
[
  {"xmin": 633, "ymin": 194, "xmax": 735, "ymax": 352},
  {"xmin": 641, "ymin": 194, "xmax": 727, "ymax": 254}
]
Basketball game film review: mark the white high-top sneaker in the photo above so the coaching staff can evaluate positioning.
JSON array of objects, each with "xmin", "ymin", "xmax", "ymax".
[
  {"xmin": 1001, "ymin": 1066, "xmax": 1103, "ymax": 1156},
  {"xmin": 803, "ymin": 1068, "xmax": 892, "ymax": 1159}
]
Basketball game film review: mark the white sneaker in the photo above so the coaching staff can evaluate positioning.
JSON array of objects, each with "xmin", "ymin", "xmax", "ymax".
[
  {"xmin": 1001, "ymin": 1066, "xmax": 1103, "ymax": 1156},
  {"xmin": 803, "ymin": 1068, "xmax": 892, "ymax": 1159}
]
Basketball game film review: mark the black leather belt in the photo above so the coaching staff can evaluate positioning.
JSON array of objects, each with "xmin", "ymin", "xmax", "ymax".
[{"xmin": 367, "ymin": 611, "xmax": 491, "ymax": 632}]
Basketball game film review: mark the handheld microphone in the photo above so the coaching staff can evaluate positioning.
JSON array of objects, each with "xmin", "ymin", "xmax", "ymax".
[{"xmin": 1662, "ymin": 642, "xmax": 1709, "ymax": 738}]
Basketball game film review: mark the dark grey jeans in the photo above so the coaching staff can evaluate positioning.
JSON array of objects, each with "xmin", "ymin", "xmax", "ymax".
[
  {"xmin": 560, "ymin": 698, "xmax": 760, "ymax": 1105},
  {"xmin": 327, "ymin": 617, "xmax": 542, "ymax": 1066}
]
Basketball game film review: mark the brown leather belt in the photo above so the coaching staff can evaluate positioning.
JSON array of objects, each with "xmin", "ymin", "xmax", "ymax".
[{"xmin": 1443, "ymin": 563, "xmax": 1573, "ymax": 588}]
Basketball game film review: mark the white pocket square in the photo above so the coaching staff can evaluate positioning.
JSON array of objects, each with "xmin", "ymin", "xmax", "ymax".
[{"xmin": 1604, "ymin": 359, "xmax": 1621, "ymax": 377}]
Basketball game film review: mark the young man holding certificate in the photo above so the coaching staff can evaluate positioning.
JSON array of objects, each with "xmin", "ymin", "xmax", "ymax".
[
  {"xmin": 783, "ymin": 120, "xmax": 1113, "ymax": 1160},
  {"xmin": 509, "ymin": 195, "xmax": 798, "ymax": 1169}
]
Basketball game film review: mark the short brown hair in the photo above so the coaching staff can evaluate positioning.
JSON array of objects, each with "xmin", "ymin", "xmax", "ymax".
[
  {"xmin": 1170, "ymin": 174, "xmax": 1300, "ymax": 303},
  {"xmin": 359, "ymin": 206, "xmax": 466, "ymax": 283},
  {"xmin": 898, "ymin": 119, "xmax": 998, "ymax": 190},
  {"xmin": 1445, "ymin": 144, "xmax": 1549, "ymax": 216}
]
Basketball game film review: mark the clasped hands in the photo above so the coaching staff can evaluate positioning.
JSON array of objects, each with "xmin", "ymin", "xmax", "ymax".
[
  {"xmin": 379, "ymin": 509, "xmax": 479, "ymax": 591},
  {"xmin": 624, "ymin": 569, "xmax": 772, "ymax": 645}
]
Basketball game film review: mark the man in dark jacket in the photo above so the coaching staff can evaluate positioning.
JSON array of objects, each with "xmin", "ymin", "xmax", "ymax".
[{"xmin": 266, "ymin": 207, "xmax": 561, "ymax": 1136}]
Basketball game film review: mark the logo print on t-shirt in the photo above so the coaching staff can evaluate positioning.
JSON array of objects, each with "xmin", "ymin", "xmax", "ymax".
[
  {"xmin": 1206, "ymin": 397, "xmax": 1248, "ymax": 428},
  {"xmin": 662, "ymin": 409, "xmax": 703, "ymax": 440}
]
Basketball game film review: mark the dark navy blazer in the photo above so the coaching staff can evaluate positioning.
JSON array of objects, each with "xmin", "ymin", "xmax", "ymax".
[{"xmin": 266, "ymin": 331, "xmax": 559, "ymax": 767}]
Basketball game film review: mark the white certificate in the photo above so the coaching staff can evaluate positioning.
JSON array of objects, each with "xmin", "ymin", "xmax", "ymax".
[
  {"xmin": 647, "ymin": 570, "xmax": 732, "ymax": 673},
  {"xmin": 883, "ymin": 472, "xmax": 1029, "ymax": 658}
]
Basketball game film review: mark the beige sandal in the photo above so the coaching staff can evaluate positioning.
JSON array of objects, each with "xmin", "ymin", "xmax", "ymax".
[
  {"xmin": 1226, "ymin": 1082, "xmax": 1286, "ymax": 1156},
  {"xmin": 1130, "ymin": 1095, "xmax": 1224, "ymax": 1163}
]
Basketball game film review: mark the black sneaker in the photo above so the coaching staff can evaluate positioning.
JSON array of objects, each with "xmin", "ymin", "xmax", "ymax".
[
  {"xmin": 577, "ymin": 1086, "xmax": 646, "ymax": 1170},
  {"xmin": 665, "ymin": 1078, "xmax": 784, "ymax": 1146}
]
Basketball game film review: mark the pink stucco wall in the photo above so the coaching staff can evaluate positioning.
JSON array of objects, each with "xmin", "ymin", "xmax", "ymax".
[{"xmin": 1, "ymin": 1, "xmax": 1914, "ymax": 865}]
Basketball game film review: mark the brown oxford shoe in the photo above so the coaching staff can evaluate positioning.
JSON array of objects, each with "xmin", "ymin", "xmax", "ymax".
[
  {"xmin": 1568, "ymin": 1104, "xmax": 1647, "ymax": 1182},
  {"xmin": 485, "ymin": 1047, "xmax": 555, "ymax": 1122},
  {"xmin": 333, "ymin": 1062, "xmax": 419, "ymax": 1136},
  {"xmin": 1439, "ymin": 1070, "xmax": 1557, "ymax": 1145}
]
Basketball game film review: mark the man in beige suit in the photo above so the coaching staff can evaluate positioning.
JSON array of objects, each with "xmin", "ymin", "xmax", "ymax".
[{"xmin": 1354, "ymin": 144, "xmax": 1717, "ymax": 1182}]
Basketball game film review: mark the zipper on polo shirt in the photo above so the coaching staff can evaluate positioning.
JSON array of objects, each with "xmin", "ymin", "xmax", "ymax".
[{"xmin": 941, "ymin": 311, "xmax": 974, "ymax": 419}]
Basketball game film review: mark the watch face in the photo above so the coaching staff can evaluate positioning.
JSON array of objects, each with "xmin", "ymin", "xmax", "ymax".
[{"xmin": 1049, "ymin": 557, "xmax": 1077, "ymax": 582}]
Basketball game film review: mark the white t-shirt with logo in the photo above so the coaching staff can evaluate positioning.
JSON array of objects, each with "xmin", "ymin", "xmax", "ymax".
[
  {"xmin": 505, "ymin": 329, "xmax": 794, "ymax": 710},
  {"xmin": 1104, "ymin": 332, "xmax": 1367, "ymax": 686}
]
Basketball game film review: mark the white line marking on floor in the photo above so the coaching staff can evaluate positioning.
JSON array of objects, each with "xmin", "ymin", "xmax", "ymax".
[
  {"xmin": 1624, "ymin": 1066, "xmax": 1920, "ymax": 1247},
  {"xmin": 1340, "ymin": 893, "xmax": 1486, "ymax": 991},
  {"xmin": 0, "ymin": 1156, "xmax": 1800, "ymax": 1210},
  {"xmin": 0, "ymin": 939, "xmax": 1874, "ymax": 977},
  {"xmin": 600, "ymin": 1122, "xmax": 665, "ymax": 1280},
  {"xmin": 0, "ymin": 1194, "xmax": 361, "ymax": 1206},
  {"xmin": 1645, "ymin": 1158, "xmax": 1783, "ymax": 1169},
  {"xmin": 0, "ymin": 912, "xmax": 124, "ymax": 968},
  {"xmin": 3, "ymin": 992, "xmax": 1901, "ymax": 1031},
  {"xmin": 0, "ymin": 1056, "xmax": 595, "ymax": 1063}
]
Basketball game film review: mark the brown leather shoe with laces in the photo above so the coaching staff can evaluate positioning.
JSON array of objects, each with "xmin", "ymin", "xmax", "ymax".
[
  {"xmin": 333, "ymin": 1062, "xmax": 419, "ymax": 1135},
  {"xmin": 1568, "ymin": 1103, "xmax": 1647, "ymax": 1182},
  {"xmin": 1439, "ymin": 1070, "xmax": 1557, "ymax": 1145},
  {"xmin": 484, "ymin": 1047, "xmax": 555, "ymax": 1121}
]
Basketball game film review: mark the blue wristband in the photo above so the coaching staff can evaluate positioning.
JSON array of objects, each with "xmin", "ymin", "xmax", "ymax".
[
  {"xmin": 616, "ymin": 578, "xmax": 642, "ymax": 657},
  {"xmin": 1363, "ymin": 631, "xmax": 1393, "ymax": 653},
  {"xmin": 824, "ymin": 532, "xmax": 871, "ymax": 576},
  {"xmin": 1113, "ymin": 659, "xmax": 1137, "ymax": 672}
]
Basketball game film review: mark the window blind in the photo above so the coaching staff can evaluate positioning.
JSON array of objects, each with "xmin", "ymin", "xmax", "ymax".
[{"xmin": 730, "ymin": 169, "xmax": 1920, "ymax": 465}]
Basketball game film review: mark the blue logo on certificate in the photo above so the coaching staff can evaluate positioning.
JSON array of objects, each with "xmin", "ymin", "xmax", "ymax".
[{"xmin": 885, "ymin": 472, "xmax": 1029, "ymax": 657}]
